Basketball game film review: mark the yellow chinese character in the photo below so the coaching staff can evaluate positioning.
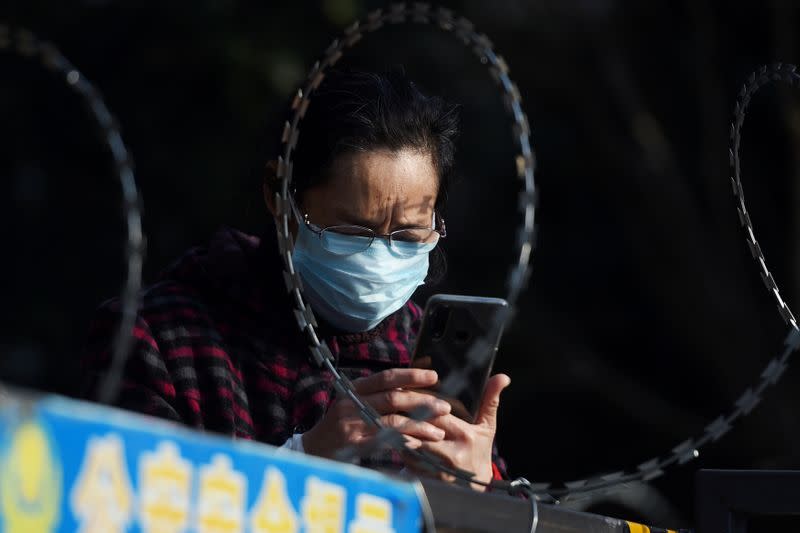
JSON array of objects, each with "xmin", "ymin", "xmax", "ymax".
[
  {"xmin": 348, "ymin": 494, "xmax": 394, "ymax": 533},
  {"xmin": 0, "ymin": 421, "xmax": 62, "ymax": 533},
  {"xmin": 301, "ymin": 477, "xmax": 345, "ymax": 533},
  {"xmin": 195, "ymin": 454, "xmax": 246, "ymax": 533},
  {"xmin": 70, "ymin": 433, "xmax": 134, "ymax": 533},
  {"xmin": 249, "ymin": 467, "xmax": 298, "ymax": 533},
  {"xmin": 138, "ymin": 441, "xmax": 192, "ymax": 533}
]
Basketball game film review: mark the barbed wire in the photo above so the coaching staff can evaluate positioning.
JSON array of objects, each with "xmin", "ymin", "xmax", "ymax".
[
  {"xmin": 272, "ymin": 2, "xmax": 537, "ymax": 493},
  {"xmin": 522, "ymin": 63, "xmax": 800, "ymax": 499},
  {"xmin": 278, "ymin": 2, "xmax": 800, "ymax": 498},
  {"xmin": 730, "ymin": 63, "xmax": 800, "ymax": 329},
  {"xmin": 0, "ymin": 25, "xmax": 146, "ymax": 405},
  {"xmin": 6, "ymin": 11, "xmax": 796, "ymax": 503}
]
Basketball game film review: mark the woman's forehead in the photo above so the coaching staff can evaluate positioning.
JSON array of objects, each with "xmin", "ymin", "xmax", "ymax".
[{"xmin": 330, "ymin": 149, "xmax": 439, "ymax": 201}]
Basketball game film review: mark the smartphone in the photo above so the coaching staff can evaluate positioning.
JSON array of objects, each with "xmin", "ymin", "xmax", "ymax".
[{"xmin": 411, "ymin": 294, "xmax": 508, "ymax": 423}]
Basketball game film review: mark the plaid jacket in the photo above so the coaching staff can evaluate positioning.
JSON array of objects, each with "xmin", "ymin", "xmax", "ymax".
[{"xmin": 81, "ymin": 227, "xmax": 507, "ymax": 478}]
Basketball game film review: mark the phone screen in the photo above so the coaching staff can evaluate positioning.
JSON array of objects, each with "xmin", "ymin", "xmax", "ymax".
[{"xmin": 411, "ymin": 295, "xmax": 507, "ymax": 422}]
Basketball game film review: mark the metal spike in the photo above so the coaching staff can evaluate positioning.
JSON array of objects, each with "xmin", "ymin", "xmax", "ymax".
[
  {"xmin": 734, "ymin": 388, "xmax": 760, "ymax": 415},
  {"xmin": 293, "ymin": 309, "xmax": 308, "ymax": 329},
  {"xmin": 496, "ymin": 55, "xmax": 510, "ymax": 74},
  {"xmin": 388, "ymin": 3, "xmax": 407, "ymax": 24},
  {"xmin": 324, "ymin": 39, "xmax": 340, "ymax": 57},
  {"xmin": 281, "ymin": 270, "xmax": 294, "ymax": 292},
  {"xmin": 290, "ymin": 89, "xmax": 303, "ymax": 110},
  {"xmin": 739, "ymin": 84, "xmax": 748, "ymax": 98},
  {"xmin": 637, "ymin": 458, "xmax": 661, "ymax": 472},
  {"xmin": 324, "ymin": 50, "xmax": 343, "ymax": 67},
  {"xmin": 760, "ymin": 271, "xmax": 777, "ymax": 291},
  {"xmin": 298, "ymin": 97, "xmax": 311, "ymax": 119},
  {"xmin": 412, "ymin": 2, "xmax": 430, "ymax": 23},
  {"xmin": 273, "ymin": 191, "xmax": 285, "ymax": 216},
  {"xmin": 344, "ymin": 20, "xmax": 360, "ymax": 35},
  {"xmin": 736, "ymin": 207, "xmax": 750, "ymax": 227},
  {"xmin": 307, "ymin": 60, "xmax": 320, "ymax": 81},
  {"xmin": 303, "ymin": 306, "xmax": 317, "ymax": 328},
  {"xmin": 779, "ymin": 303, "xmax": 795, "ymax": 324},
  {"xmin": 671, "ymin": 439, "xmax": 698, "ymax": 464},
  {"xmin": 455, "ymin": 16, "xmax": 474, "ymax": 32},
  {"xmin": 475, "ymin": 32, "xmax": 493, "ymax": 49},
  {"xmin": 641, "ymin": 468, "xmax": 664, "ymax": 482},
  {"xmin": 310, "ymin": 71, "xmax": 325, "ymax": 90},
  {"xmin": 761, "ymin": 359, "xmax": 786, "ymax": 385},
  {"xmin": 705, "ymin": 416, "xmax": 732, "ymax": 441},
  {"xmin": 343, "ymin": 32, "xmax": 363, "ymax": 47},
  {"xmin": 784, "ymin": 327, "xmax": 800, "ymax": 350},
  {"xmin": 746, "ymin": 239, "xmax": 758, "ymax": 259},
  {"xmin": 510, "ymin": 82, "xmax": 523, "ymax": 103},
  {"xmin": 731, "ymin": 176, "xmax": 740, "ymax": 196},
  {"xmin": 365, "ymin": 9, "xmax": 385, "ymax": 31}
]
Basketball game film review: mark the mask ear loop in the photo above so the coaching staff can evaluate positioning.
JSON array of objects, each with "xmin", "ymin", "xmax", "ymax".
[
  {"xmin": 287, "ymin": 191, "xmax": 306, "ymax": 227},
  {"xmin": 434, "ymin": 211, "xmax": 447, "ymax": 238}
]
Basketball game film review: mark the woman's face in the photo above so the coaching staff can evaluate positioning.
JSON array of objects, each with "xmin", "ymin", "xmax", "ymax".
[{"xmin": 301, "ymin": 148, "xmax": 439, "ymax": 233}]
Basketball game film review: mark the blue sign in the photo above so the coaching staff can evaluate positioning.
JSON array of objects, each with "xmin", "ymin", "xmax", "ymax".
[{"xmin": 0, "ymin": 391, "xmax": 423, "ymax": 533}]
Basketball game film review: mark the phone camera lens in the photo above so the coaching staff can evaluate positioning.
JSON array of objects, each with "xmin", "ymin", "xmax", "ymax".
[{"xmin": 429, "ymin": 304, "xmax": 450, "ymax": 341}]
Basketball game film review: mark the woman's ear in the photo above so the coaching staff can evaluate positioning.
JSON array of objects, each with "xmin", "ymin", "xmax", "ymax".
[
  {"xmin": 263, "ymin": 183, "xmax": 278, "ymax": 217},
  {"xmin": 263, "ymin": 160, "xmax": 279, "ymax": 217}
]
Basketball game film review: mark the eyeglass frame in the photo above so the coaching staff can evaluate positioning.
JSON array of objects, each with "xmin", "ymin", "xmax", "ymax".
[{"xmin": 288, "ymin": 194, "xmax": 447, "ymax": 251}]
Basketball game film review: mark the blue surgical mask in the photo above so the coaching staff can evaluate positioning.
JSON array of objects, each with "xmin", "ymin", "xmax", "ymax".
[{"xmin": 291, "ymin": 219, "xmax": 435, "ymax": 332}]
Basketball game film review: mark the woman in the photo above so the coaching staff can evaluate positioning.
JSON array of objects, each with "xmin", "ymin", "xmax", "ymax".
[{"xmin": 81, "ymin": 68, "xmax": 510, "ymax": 489}]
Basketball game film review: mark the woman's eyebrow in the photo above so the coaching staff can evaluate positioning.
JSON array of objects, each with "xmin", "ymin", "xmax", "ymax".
[
  {"xmin": 334, "ymin": 209, "xmax": 380, "ymax": 227},
  {"xmin": 334, "ymin": 209, "xmax": 430, "ymax": 230}
]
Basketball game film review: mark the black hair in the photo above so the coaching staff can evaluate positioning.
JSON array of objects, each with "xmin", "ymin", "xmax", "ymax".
[
  {"xmin": 269, "ymin": 67, "xmax": 459, "ymax": 283},
  {"xmin": 272, "ymin": 67, "xmax": 460, "ymax": 209}
]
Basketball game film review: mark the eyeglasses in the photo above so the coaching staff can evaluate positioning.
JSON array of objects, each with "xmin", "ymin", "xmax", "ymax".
[{"xmin": 290, "ymin": 196, "xmax": 446, "ymax": 256}]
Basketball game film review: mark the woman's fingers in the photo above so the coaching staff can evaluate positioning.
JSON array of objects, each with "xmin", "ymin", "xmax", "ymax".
[
  {"xmin": 414, "ymin": 440, "xmax": 491, "ymax": 490},
  {"xmin": 425, "ymin": 413, "xmax": 470, "ymax": 439},
  {"xmin": 353, "ymin": 368, "xmax": 439, "ymax": 394},
  {"xmin": 379, "ymin": 413, "xmax": 446, "ymax": 441},
  {"xmin": 364, "ymin": 389, "xmax": 451, "ymax": 416},
  {"xmin": 474, "ymin": 373, "xmax": 511, "ymax": 429}
]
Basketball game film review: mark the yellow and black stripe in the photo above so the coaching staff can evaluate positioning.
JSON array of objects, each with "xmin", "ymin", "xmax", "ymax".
[{"xmin": 626, "ymin": 520, "xmax": 684, "ymax": 533}]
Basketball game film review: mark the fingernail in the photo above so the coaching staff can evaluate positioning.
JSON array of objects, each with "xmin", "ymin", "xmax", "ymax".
[
  {"xmin": 433, "ymin": 428, "xmax": 445, "ymax": 439},
  {"xmin": 428, "ymin": 370, "xmax": 438, "ymax": 381},
  {"xmin": 435, "ymin": 400, "xmax": 451, "ymax": 413}
]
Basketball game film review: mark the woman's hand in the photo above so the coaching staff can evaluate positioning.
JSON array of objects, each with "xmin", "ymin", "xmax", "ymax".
[
  {"xmin": 302, "ymin": 368, "xmax": 453, "ymax": 459},
  {"xmin": 411, "ymin": 374, "xmax": 511, "ymax": 491}
]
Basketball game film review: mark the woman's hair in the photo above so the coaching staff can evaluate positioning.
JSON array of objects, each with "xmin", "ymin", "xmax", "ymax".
[
  {"xmin": 271, "ymin": 67, "xmax": 460, "ymax": 209},
  {"xmin": 268, "ymin": 67, "xmax": 458, "ymax": 283}
]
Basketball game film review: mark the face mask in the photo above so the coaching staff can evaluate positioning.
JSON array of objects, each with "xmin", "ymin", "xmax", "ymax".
[{"xmin": 291, "ymin": 219, "xmax": 435, "ymax": 332}]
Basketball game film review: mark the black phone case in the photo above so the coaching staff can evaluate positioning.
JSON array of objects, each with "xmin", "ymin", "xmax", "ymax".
[{"xmin": 412, "ymin": 294, "xmax": 507, "ymax": 423}]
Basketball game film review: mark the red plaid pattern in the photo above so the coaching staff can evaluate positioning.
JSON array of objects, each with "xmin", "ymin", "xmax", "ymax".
[{"xmin": 80, "ymin": 227, "xmax": 507, "ymax": 478}]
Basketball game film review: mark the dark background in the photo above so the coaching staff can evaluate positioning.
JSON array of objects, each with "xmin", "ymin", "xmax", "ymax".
[{"xmin": 3, "ymin": 0, "xmax": 800, "ymax": 528}]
